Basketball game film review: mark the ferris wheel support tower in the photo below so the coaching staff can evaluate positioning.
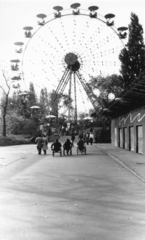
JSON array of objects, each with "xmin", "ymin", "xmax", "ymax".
[{"xmin": 52, "ymin": 52, "xmax": 100, "ymax": 122}]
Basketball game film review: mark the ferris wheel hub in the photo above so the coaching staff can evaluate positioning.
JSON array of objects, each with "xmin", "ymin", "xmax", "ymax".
[
  {"xmin": 65, "ymin": 53, "xmax": 78, "ymax": 66},
  {"xmin": 68, "ymin": 60, "xmax": 80, "ymax": 71}
]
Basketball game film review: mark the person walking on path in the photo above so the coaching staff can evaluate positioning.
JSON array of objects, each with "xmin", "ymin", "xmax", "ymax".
[
  {"xmin": 35, "ymin": 134, "xmax": 43, "ymax": 155},
  {"xmin": 89, "ymin": 132, "xmax": 94, "ymax": 145},
  {"xmin": 71, "ymin": 131, "xmax": 75, "ymax": 147},
  {"xmin": 42, "ymin": 135, "xmax": 48, "ymax": 155},
  {"xmin": 85, "ymin": 131, "xmax": 90, "ymax": 145}
]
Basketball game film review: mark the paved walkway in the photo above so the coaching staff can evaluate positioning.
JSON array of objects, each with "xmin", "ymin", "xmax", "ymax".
[
  {"xmin": 57, "ymin": 135, "xmax": 145, "ymax": 184},
  {"xmin": 0, "ymin": 143, "xmax": 145, "ymax": 240},
  {"xmin": 1, "ymin": 141, "xmax": 145, "ymax": 183},
  {"xmin": 95, "ymin": 144, "xmax": 145, "ymax": 183}
]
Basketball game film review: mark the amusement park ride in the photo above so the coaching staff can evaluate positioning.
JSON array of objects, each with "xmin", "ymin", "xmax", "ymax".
[{"xmin": 10, "ymin": 3, "xmax": 128, "ymax": 122}]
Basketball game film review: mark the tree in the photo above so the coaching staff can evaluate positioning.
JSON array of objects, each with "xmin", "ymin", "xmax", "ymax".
[
  {"xmin": 40, "ymin": 88, "xmax": 45, "ymax": 116},
  {"xmin": 78, "ymin": 112, "xmax": 88, "ymax": 121},
  {"xmin": 88, "ymin": 74, "xmax": 123, "ymax": 129},
  {"xmin": 48, "ymin": 90, "xmax": 60, "ymax": 117},
  {"xmin": 0, "ymin": 69, "xmax": 13, "ymax": 136},
  {"xmin": 89, "ymin": 74, "xmax": 123, "ymax": 108},
  {"xmin": 7, "ymin": 83, "xmax": 39, "ymax": 133},
  {"xmin": 59, "ymin": 94, "xmax": 74, "ymax": 116},
  {"xmin": 18, "ymin": 82, "xmax": 38, "ymax": 120},
  {"xmin": 39, "ymin": 87, "xmax": 50, "ymax": 117},
  {"xmin": 8, "ymin": 90, "xmax": 23, "ymax": 116},
  {"xmin": 119, "ymin": 12, "xmax": 145, "ymax": 89},
  {"xmin": 28, "ymin": 82, "xmax": 37, "ymax": 106},
  {"xmin": 48, "ymin": 91, "xmax": 74, "ymax": 117}
]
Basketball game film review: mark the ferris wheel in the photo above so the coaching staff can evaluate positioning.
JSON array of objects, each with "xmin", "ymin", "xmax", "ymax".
[{"xmin": 11, "ymin": 3, "xmax": 128, "ymax": 121}]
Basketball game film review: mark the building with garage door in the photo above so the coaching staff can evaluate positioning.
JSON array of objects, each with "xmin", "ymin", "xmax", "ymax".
[{"xmin": 99, "ymin": 75, "xmax": 145, "ymax": 155}]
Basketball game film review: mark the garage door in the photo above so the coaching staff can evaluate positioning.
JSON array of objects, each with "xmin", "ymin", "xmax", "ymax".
[{"xmin": 136, "ymin": 126, "xmax": 143, "ymax": 154}]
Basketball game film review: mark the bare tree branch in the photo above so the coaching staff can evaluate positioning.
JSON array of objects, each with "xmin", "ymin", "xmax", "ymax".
[
  {"xmin": 6, "ymin": 112, "xmax": 13, "ymax": 120},
  {"xmin": 0, "ymin": 104, "xmax": 5, "ymax": 108},
  {"xmin": 0, "ymin": 68, "xmax": 12, "ymax": 136},
  {"xmin": 0, "ymin": 85, "xmax": 6, "ymax": 95},
  {"xmin": 2, "ymin": 70, "xmax": 10, "ymax": 93}
]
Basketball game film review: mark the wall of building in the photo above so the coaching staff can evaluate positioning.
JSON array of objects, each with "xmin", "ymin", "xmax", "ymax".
[{"xmin": 111, "ymin": 107, "xmax": 145, "ymax": 155}]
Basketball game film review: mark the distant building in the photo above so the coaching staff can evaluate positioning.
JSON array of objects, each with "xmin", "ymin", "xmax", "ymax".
[
  {"xmin": 111, "ymin": 107, "xmax": 145, "ymax": 154},
  {"xmin": 99, "ymin": 76, "xmax": 145, "ymax": 155}
]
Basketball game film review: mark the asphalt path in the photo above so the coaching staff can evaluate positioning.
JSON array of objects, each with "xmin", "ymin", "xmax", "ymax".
[{"xmin": 0, "ymin": 144, "xmax": 145, "ymax": 240}]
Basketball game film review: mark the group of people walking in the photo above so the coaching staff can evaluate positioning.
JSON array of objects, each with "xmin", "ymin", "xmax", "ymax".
[
  {"xmin": 35, "ymin": 135, "xmax": 48, "ymax": 155},
  {"xmin": 79, "ymin": 129, "xmax": 94, "ymax": 145},
  {"xmin": 84, "ymin": 131, "xmax": 94, "ymax": 145}
]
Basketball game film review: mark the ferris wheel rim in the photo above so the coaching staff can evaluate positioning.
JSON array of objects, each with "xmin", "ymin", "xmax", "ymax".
[
  {"xmin": 19, "ymin": 6, "xmax": 127, "ymax": 96},
  {"xmin": 21, "ymin": 8, "xmax": 125, "ymax": 78}
]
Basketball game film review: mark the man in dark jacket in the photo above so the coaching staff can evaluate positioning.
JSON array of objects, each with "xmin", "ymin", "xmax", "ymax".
[
  {"xmin": 77, "ymin": 138, "xmax": 85, "ymax": 151},
  {"xmin": 63, "ymin": 138, "xmax": 72, "ymax": 155},
  {"xmin": 51, "ymin": 139, "xmax": 62, "ymax": 152}
]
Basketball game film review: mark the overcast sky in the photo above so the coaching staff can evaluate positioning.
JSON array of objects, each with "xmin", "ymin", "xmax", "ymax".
[{"xmin": 0, "ymin": 0, "xmax": 145, "ymax": 62}]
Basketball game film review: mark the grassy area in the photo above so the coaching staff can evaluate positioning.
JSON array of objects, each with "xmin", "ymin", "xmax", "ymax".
[{"xmin": 0, "ymin": 134, "xmax": 31, "ymax": 146}]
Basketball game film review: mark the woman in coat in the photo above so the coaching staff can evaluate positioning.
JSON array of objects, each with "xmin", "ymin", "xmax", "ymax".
[
  {"xmin": 42, "ymin": 135, "xmax": 48, "ymax": 155},
  {"xmin": 35, "ymin": 135, "xmax": 43, "ymax": 155}
]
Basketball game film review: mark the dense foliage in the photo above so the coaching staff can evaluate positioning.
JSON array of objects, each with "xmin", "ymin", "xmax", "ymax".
[
  {"xmin": 88, "ymin": 13, "xmax": 145, "ymax": 111},
  {"xmin": 119, "ymin": 13, "xmax": 145, "ymax": 89},
  {"xmin": 0, "ymin": 81, "xmax": 72, "ymax": 136},
  {"xmin": 89, "ymin": 74, "xmax": 123, "ymax": 109}
]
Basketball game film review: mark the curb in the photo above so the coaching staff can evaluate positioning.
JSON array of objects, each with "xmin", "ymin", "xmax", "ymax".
[{"xmin": 95, "ymin": 145, "xmax": 145, "ymax": 183}]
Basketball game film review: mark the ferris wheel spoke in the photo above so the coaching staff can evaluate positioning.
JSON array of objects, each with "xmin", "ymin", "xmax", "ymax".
[
  {"xmin": 45, "ymin": 24, "xmax": 66, "ymax": 52},
  {"xmin": 77, "ymin": 79, "xmax": 88, "ymax": 113},
  {"xmin": 52, "ymin": 68, "xmax": 71, "ymax": 103},
  {"xmin": 76, "ymin": 71, "xmax": 98, "ymax": 110},
  {"xmin": 73, "ymin": 73, "xmax": 77, "ymax": 121},
  {"xmin": 61, "ymin": 70, "xmax": 72, "ymax": 95},
  {"xmin": 54, "ymin": 68, "xmax": 69, "ymax": 95}
]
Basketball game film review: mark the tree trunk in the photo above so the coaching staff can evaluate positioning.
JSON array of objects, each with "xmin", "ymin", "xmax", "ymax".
[{"xmin": 2, "ymin": 107, "xmax": 6, "ymax": 137}]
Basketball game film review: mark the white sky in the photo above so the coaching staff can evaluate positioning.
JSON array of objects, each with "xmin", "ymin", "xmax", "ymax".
[
  {"xmin": 0, "ymin": 0, "xmax": 145, "ymax": 113},
  {"xmin": 0, "ymin": 0, "xmax": 145, "ymax": 61}
]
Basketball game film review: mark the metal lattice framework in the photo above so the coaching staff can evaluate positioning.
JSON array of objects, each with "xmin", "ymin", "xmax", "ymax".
[{"xmin": 11, "ymin": 3, "xmax": 128, "ymax": 121}]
